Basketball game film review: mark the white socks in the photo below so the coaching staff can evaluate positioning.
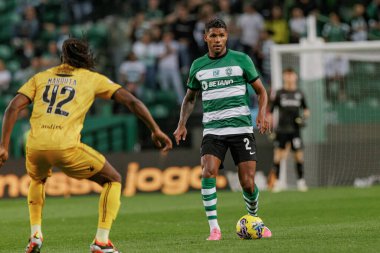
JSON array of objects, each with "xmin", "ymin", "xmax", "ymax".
[
  {"xmin": 208, "ymin": 219, "xmax": 220, "ymax": 232},
  {"xmin": 96, "ymin": 228, "xmax": 110, "ymax": 243},
  {"xmin": 31, "ymin": 224, "xmax": 42, "ymax": 238}
]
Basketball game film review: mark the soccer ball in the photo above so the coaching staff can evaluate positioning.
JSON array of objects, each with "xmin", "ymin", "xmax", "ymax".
[{"xmin": 236, "ymin": 215, "xmax": 265, "ymax": 239}]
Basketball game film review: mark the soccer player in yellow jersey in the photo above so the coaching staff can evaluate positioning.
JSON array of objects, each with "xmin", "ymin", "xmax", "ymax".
[{"xmin": 0, "ymin": 38, "xmax": 172, "ymax": 253}]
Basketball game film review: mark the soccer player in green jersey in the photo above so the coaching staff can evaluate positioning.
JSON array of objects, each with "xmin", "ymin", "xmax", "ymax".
[{"xmin": 174, "ymin": 18, "xmax": 272, "ymax": 240}]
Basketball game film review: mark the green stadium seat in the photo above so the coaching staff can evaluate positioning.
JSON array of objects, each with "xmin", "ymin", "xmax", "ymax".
[
  {"xmin": 70, "ymin": 24, "xmax": 85, "ymax": 38},
  {"xmin": 154, "ymin": 90, "xmax": 178, "ymax": 112},
  {"xmin": 0, "ymin": 12, "xmax": 19, "ymax": 25},
  {"xmin": 140, "ymin": 88, "xmax": 156, "ymax": 106},
  {"xmin": 4, "ymin": 0, "xmax": 17, "ymax": 13},
  {"xmin": 88, "ymin": 23, "xmax": 108, "ymax": 48},
  {"xmin": 5, "ymin": 60, "xmax": 20, "ymax": 74},
  {"xmin": 149, "ymin": 104, "xmax": 169, "ymax": 119},
  {"xmin": 0, "ymin": 28, "xmax": 13, "ymax": 43},
  {"xmin": 0, "ymin": 1, "xmax": 6, "ymax": 13},
  {"xmin": 0, "ymin": 12, "xmax": 19, "ymax": 42},
  {"xmin": 0, "ymin": 44, "xmax": 12, "ymax": 60},
  {"xmin": 0, "ymin": 0, "xmax": 16, "ymax": 14}
]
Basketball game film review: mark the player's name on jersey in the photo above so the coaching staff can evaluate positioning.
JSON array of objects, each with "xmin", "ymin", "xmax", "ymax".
[{"xmin": 47, "ymin": 77, "xmax": 77, "ymax": 86}]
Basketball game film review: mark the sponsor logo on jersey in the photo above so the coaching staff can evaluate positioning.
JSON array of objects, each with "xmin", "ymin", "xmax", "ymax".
[
  {"xmin": 280, "ymin": 98, "xmax": 301, "ymax": 107},
  {"xmin": 202, "ymin": 79, "xmax": 234, "ymax": 90},
  {"xmin": 213, "ymin": 69, "xmax": 220, "ymax": 77},
  {"xmin": 202, "ymin": 81, "xmax": 208, "ymax": 90},
  {"xmin": 196, "ymin": 66, "xmax": 243, "ymax": 81}
]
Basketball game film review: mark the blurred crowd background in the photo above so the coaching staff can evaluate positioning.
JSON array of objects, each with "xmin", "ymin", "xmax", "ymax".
[
  {"xmin": 0, "ymin": 0, "xmax": 379, "ymax": 153},
  {"xmin": 0, "ymin": 0, "xmax": 378, "ymax": 105}
]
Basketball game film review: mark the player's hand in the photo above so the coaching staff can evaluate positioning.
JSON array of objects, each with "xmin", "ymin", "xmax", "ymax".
[
  {"xmin": 295, "ymin": 117, "xmax": 306, "ymax": 128},
  {"xmin": 256, "ymin": 111, "xmax": 271, "ymax": 134},
  {"xmin": 173, "ymin": 125, "xmax": 187, "ymax": 145},
  {"xmin": 151, "ymin": 130, "xmax": 173, "ymax": 152},
  {"xmin": 0, "ymin": 145, "xmax": 9, "ymax": 168}
]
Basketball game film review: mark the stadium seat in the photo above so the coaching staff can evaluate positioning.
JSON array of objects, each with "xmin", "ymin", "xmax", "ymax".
[
  {"xmin": 5, "ymin": 60, "xmax": 20, "ymax": 74},
  {"xmin": 0, "ymin": 12, "xmax": 19, "ymax": 25},
  {"xmin": 88, "ymin": 23, "xmax": 108, "ymax": 48},
  {"xmin": 0, "ymin": 44, "xmax": 13, "ymax": 61},
  {"xmin": 70, "ymin": 24, "xmax": 85, "ymax": 38},
  {"xmin": 0, "ymin": 2, "xmax": 6, "ymax": 13},
  {"xmin": 0, "ymin": 0, "xmax": 16, "ymax": 14},
  {"xmin": 149, "ymin": 104, "xmax": 169, "ymax": 119},
  {"xmin": 0, "ymin": 12, "xmax": 19, "ymax": 42},
  {"xmin": 154, "ymin": 90, "xmax": 178, "ymax": 108}
]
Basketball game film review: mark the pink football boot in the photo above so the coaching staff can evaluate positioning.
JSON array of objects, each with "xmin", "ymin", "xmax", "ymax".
[{"xmin": 207, "ymin": 228, "xmax": 222, "ymax": 240}]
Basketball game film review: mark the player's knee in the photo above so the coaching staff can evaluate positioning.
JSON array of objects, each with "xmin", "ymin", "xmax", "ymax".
[
  {"xmin": 30, "ymin": 178, "xmax": 46, "ymax": 186},
  {"xmin": 106, "ymin": 170, "xmax": 122, "ymax": 183},
  {"xmin": 202, "ymin": 167, "xmax": 216, "ymax": 178}
]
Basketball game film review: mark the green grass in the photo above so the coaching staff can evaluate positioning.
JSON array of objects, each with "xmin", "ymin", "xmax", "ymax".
[{"xmin": 1, "ymin": 186, "xmax": 380, "ymax": 253}]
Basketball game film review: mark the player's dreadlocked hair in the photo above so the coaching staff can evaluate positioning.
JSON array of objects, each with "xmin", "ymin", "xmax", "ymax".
[
  {"xmin": 205, "ymin": 18, "xmax": 227, "ymax": 33},
  {"xmin": 62, "ymin": 38, "xmax": 95, "ymax": 70}
]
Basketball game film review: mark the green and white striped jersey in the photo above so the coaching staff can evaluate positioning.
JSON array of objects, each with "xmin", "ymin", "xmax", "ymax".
[{"xmin": 187, "ymin": 49, "xmax": 259, "ymax": 136}]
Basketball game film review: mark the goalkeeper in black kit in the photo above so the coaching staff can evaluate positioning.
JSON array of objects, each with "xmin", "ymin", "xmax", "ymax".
[{"xmin": 269, "ymin": 68, "xmax": 310, "ymax": 192}]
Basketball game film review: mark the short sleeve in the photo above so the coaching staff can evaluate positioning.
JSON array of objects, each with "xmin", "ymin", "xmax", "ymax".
[
  {"xmin": 186, "ymin": 62, "xmax": 201, "ymax": 90},
  {"xmin": 18, "ymin": 76, "xmax": 36, "ymax": 102},
  {"xmin": 95, "ymin": 73, "xmax": 122, "ymax": 99},
  {"xmin": 241, "ymin": 54, "xmax": 259, "ymax": 83}
]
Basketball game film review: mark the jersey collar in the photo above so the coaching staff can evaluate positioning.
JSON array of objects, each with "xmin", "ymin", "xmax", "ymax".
[{"xmin": 208, "ymin": 49, "xmax": 229, "ymax": 60}]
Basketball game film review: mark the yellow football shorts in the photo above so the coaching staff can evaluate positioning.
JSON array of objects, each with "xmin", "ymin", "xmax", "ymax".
[{"xmin": 26, "ymin": 143, "xmax": 106, "ymax": 180}]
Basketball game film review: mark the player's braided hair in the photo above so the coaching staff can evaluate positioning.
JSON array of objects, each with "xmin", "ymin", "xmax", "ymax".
[
  {"xmin": 62, "ymin": 38, "xmax": 95, "ymax": 70},
  {"xmin": 205, "ymin": 18, "xmax": 227, "ymax": 33}
]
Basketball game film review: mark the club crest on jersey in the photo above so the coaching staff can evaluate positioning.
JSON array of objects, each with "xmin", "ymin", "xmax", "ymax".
[
  {"xmin": 213, "ymin": 69, "xmax": 220, "ymax": 77},
  {"xmin": 225, "ymin": 67, "xmax": 232, "ymax": 76}
]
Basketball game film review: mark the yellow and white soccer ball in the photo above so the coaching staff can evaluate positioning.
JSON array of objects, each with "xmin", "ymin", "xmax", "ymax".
[{"xmin": 236, "ymin": 215, "xmax": 265, "ymax": 239}]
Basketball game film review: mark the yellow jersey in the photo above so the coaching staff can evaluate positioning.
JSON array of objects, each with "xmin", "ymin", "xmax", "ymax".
[{"xmin": 18, "ymin": 64, "xmax": 122, "ymax": 150}]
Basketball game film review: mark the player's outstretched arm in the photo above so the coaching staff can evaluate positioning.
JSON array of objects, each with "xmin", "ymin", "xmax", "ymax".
[
  {"xmin": 113, "ymin": 88, "xmax": 172, "ymax": 152},
  {"xmin": 251, "ymin": 79, "xmax": 270, "ymax": 134},
  {"xmin": 0, "ymin": 94, "xmax": 31, "ymax": 167},
  {"xmin": 173, "ymin": 89, "xmax": 199, "ymax": 145}
]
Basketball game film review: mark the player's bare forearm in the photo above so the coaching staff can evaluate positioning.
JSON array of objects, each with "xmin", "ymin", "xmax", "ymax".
[
  {"xmin": 178, "ymin": 89, "xmax": 198, "ymax": 127},
  {"xmin": 173, "ymin": 89, "xmax": 198, "ymax": 145},
  {"xmin": 113, "ymin": 88, "xmax": 160, "ymax": 133},
  {"xmin": 251, "ymin": 79, "xmax": 269, "ymax": 133},
  {"xmin": 304, "ymin": 109, "xmax": 310, "ymax": 119},
  {"xmin": 1, "ymin": 94, "xmax": 30, "ymax": 150},
  {"xmin": 251, "ymin": 79, "xmax": 268, "ymax": 114}
]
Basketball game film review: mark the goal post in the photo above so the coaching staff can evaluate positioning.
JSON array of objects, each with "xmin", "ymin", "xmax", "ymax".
[{"xmin": 270, "ymin": 40, "xmax": 380, "ymax": 188}]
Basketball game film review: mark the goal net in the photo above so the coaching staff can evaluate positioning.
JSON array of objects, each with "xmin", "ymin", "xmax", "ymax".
[{"xmin": 271, "ymin": 40, "xmax": 380, "ymax": 188}]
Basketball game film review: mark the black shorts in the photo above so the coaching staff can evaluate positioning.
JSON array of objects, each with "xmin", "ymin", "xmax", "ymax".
[
  {"xmin": 274, "ymin": 132, "xmax": 303, "ymax": 151},
  {"xmin": 200, "ymin": 133, "xmax": 257, "ymax": 167}
]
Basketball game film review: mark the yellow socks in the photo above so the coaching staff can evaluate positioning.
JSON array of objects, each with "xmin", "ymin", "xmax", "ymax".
[
  {"xmin": 97, "ymin": 182, "xmax": 121, "ymax": 242},
  {"xmin": 29, "ymin": 179, "xmax": 121, "ymax": 243},
  {"xmin": 28, "ymin": 180, "xmax": 45, "ymax": 237}
]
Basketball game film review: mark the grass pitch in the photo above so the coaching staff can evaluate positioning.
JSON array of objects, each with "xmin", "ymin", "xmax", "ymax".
[{"xmin": 0, "ymin": 186, "xmax": 379, "ymax": 253}]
